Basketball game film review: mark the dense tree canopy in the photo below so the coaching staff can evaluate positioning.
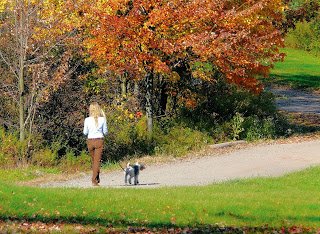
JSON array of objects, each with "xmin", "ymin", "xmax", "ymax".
[
  {"xmin": 80, "ymin": 0, "xmax": 286, "ymax": 91},
  {"xmin": 75, "ymin": 0, "xmax": 287, "ymax": 133},
  {"xmin": 0, "ymin": 0, "xmax": 288, "ymax": 138}
]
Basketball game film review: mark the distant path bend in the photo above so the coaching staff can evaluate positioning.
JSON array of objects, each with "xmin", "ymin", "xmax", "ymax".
[{"xmin": 269, "ymin": 87, "xmax": 320, "ymax": 114}]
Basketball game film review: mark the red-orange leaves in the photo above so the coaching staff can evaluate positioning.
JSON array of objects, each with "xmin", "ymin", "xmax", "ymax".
[{"xmin": 80, "ymin": 0, "xmax": 287, "ymax": 91}]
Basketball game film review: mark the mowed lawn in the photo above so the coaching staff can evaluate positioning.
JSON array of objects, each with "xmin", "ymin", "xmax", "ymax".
[
  {"xmin": 269, "ymin": 48, "xmax": 320, "ymax": 90},
  {"xmin": 1, "ymin": 166, "xmax": 320, "ymax": 232}
]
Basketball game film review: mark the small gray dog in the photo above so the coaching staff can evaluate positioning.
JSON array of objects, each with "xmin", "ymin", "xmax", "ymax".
[{"xmin": 124, "ymin": 162, "xmax": 146, "ymax": 185}]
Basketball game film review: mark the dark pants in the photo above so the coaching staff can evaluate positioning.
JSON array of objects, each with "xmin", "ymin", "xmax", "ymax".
[{"xmin": 87, "ymin": 138, "xmax": 104, "ymax": 184}]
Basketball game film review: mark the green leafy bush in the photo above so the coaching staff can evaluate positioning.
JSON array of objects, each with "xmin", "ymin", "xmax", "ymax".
[
  {"xmin": 176, "ymin": 78, "xmax": 285, "ymax": 143},
  {"xmin": 153, "ymin": 124, "xmax": 211, "ymax": 157},
  {"xmin": 241, "ymin": 116, "xmax": 276, "ymax": 141},
  {"xmin": 102, "ymin": 96, "xmax": 212, "ymax": 159},
  {"xmin": 286, "ymin": 19, "xmax": 320, "ymax": 56},
  {"xmin": 58, "ymin": 149, "xmax": 91, "ymax": 171},
  {"xmin": 231, "ymin": 112, "xmax": 245, "ymax": 140}
]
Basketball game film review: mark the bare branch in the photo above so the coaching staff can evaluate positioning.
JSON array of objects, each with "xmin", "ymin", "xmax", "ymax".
[{"xmin": 0, "ymin": 50, "xmax": 19, "ymax": 79}]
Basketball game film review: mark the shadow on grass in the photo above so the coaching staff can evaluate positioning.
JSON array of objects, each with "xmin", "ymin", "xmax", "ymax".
[{"xmin": 269, "ymin": 74, "xmax": 320, "ymax": 90}]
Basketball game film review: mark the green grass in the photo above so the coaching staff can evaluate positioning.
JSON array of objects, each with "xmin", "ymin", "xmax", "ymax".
[
  {"xmin": 0, "ymin": 167, "xmax": 61, "ymax": 182},
  {"xmin": 268, "ymin": 48, "xmax": 320, "ymax": 90},
  {"xmin": 1, "ymin": 166, "xmax": 320, "ymax": 231}
]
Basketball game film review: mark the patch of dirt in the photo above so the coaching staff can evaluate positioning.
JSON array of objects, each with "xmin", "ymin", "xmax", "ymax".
[{"xmin": 17, "ymin": 172, "xmax": 89, "ymax": 187}]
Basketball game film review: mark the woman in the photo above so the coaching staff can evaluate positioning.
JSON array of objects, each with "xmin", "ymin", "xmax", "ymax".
[{"xmin": 83, "ymin": 102, "xmax": 108, "ymax": 186}]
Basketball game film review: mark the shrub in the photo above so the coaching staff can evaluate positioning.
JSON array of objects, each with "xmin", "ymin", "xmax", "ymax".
[
  {"xmin": 31, "ymin": 147, "xmax": 57, "ymax": 167},
  {"xmin": 103, "ymin": 96, "xmax": 153, "ymax": 162},
  {"xmin": 241, "ymin": 116, "xmax": 276, "ymax": 141},
  {"xmin": 176, "ymin": 78, "xmax": 283, "ymax": 143},
  {"xmin": 231, "ymin": 112, "xmax": 245, "ymax": 140},
  {"xmin": 0, "ymin": 127, "xmax": 28, "ymax": 168},
  {"xmin": 153, "ymin": 123, "xmax": 211, "ymax": 157},
  {"xmin": 58, "ymin": 149, "xmax": 91, "ymax": 171},
  {"xmin": 286, "ymin": 19, "xmax": 320, "ymax": 56},
  {"xmin": 0, "ymin": 127, "xmax": 90, "ymax": 170}
]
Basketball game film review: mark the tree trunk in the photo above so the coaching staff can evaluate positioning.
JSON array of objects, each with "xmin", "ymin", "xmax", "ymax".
[
  {"xmin": 120, "ymin": 74, "xmax": 127, "ymax": 98},
  {"xmin": 19, "ymin": 67, "xmax": 25, "ymax": 141},
  {"xmin": 145, "ymin": 72, "xmax": 153, "ymax": 135},
  {"xmin": 159, "ymin": 76, "xmax": 168, "ymax": 118},
  {"xmin": 19, "ymin": 6, "xmax": 25, "ymax": 142},
  {"xmin": 134, "ymin": 81, "xmax": 139, "ymax": 95}
]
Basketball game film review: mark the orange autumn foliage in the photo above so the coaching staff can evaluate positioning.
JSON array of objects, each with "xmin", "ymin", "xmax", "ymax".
[{"xmin": 78, "ymin": 0, "xmax": 286, "ymax": 92}]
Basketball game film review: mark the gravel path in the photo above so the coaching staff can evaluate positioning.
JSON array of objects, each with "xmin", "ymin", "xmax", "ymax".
[
  {"xmin": 39, "ymin": 139, "xmax": 320, "ymax": 188},
  {"xmin": 39, "ymin": 88, "xmax": 320, "ymax": 189},
  {"xmin": 270, "ymin": 87, "xmax": 320, "ymax": 114}
]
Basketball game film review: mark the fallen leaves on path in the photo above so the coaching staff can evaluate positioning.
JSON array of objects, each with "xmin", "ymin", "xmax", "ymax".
[{"xmin": 286, "ymin": 112, "xmax": 320, "ymax": 129}]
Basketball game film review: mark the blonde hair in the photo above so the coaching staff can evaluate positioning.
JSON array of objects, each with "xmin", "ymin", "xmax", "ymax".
[{"xmin": 89, "ymin": 102, "xmax": 105, "ymax": 127}]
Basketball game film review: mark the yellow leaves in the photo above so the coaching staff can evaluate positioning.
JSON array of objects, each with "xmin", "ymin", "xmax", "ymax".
[
  {"xmin": 154, "ymin": 60, "xmax": 170, "ymax": 74},
  {"xmin": 280, "ymin": 6, "xmax": 288, "ymax": 12},
  {"xmin": 191, "ymin": 62, "xmax": 213, "ymax": 82},
  {"xmin": 0, "ymin": 0, "xmax": 8, "ymax": 12},
  {"xmin": 162, "ymin": 205, "xmax": 172, "ymax": 214},
  {"xmin": 192, "ymin": 71, "xmax": 208, "ymax": 81},
  {"xmin": 173, "ymin": 24, "xmax": 181, "ymax": 31},
  {"xmin": 90, "ymin": 0, "xmax": 114, "ymax": 15},
  {"xmin": 184, "ymin": 98, "xmax": 198, "ymax": 109},
  {"xmin": 169, "ymin": 71, "xmax": 180, "ymax": 83},
  {"xmin": 2, "ymin": 0, "xmax": 79, "ymax": 43}
]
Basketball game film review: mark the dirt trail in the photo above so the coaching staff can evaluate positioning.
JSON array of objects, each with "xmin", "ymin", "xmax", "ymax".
[
  {"xmin": 39, "ymin": 88, "xmax": 320, "ymax": 188},
  {"xmin": 270, "ymin": 87, "xmax": 320, "ymax": 114}
]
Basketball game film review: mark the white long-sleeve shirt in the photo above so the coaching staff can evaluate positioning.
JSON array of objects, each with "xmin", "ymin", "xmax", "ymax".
[{"xmin": 83, "ymin": 116, "xmax": 108, "ymax": 139}]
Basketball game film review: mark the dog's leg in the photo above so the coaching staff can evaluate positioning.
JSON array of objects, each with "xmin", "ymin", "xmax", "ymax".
[
  {"xmin": 125, "ymin": 172, "xmax": 128, "ymax": 184},
  {"xmin": 134, "ymin": 174, "xmax": 139, "ymax": 185},
  {"xmin": 133, "ymin": 165, "xmax": 139, "ymax": 185}
]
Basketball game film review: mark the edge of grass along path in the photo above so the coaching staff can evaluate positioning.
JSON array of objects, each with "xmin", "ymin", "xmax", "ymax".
[
  {"xmin": 1, "ymin": 166, "xmax": 320, "ymax": 231},
  {"xmin": 268, "ymin": 48, "xmax": 320, "ymax": 90}
]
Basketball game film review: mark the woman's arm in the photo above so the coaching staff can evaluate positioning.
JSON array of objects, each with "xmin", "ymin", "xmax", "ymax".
[
  {"xmin": 83, "ymin": 118, "xmax": 89, "ymax": 136},
  {"xmin": 103, "ymin": 118, "xmax": 108, "ymax": 135}
]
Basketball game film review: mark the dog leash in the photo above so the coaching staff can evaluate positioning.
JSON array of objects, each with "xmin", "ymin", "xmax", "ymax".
[{"xmin": 118, "ymin": 162, "xmax": 126, "ymax": 172}]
